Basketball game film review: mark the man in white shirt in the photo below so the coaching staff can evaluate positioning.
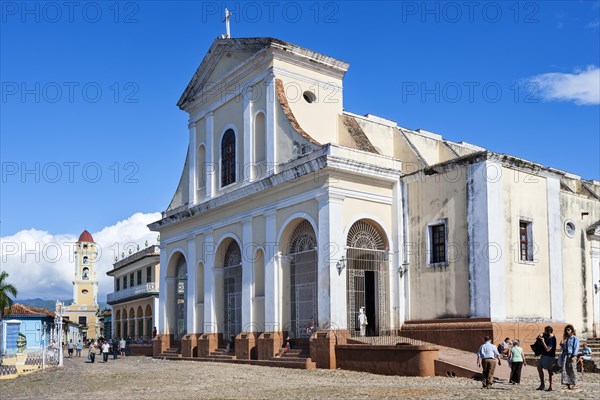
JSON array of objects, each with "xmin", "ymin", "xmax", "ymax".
[
  {"xmin": 102, "ymin": 341, "xmax": 110, "ymax": 363},
  {"xmin": 476, "ymin": 336, "xmax": 501, "ymax": 389}
]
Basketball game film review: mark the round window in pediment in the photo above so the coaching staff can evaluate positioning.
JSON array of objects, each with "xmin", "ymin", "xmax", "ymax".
[
  {"xmin": 564, "ymin": 220, "xmax": 576, "ymax": 238},
  {"xmin": 303, "ymin": 91, "xmax": 316, "ymax": 104},
  {"xmin": 82, "ymin": 289, "xmax": 89, "ymax": 294}
]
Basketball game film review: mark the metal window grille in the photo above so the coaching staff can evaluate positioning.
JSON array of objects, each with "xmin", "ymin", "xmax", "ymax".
[
  {"xmin": 223, "ymin": 241, "xmax": 242, "ymax": 341},
  {"xmin": 430, "ymin": 224, "xmax": 446, "ymax": 263},
  {"xmin": 221, "ymin": 129, "xmax": 236, "ymax": 187},
  {"xmin": 287, "ymin": 221, "xmax": 318, "ymax": 339}
]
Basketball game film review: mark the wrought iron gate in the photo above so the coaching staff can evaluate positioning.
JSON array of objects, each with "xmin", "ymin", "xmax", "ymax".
[
  {"xmin": 287, "ymin": 221, "xmax": 318, "ymax": 339},
  {"xmin": 223, "ymin": 242, "xmax": 242, "ymax": 341},
  {"xmin": 346, "ymin": 249, "xmax": 389, "ymax": 336}
]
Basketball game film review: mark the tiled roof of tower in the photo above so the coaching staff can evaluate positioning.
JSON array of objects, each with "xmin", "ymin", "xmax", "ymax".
[{"xmin": 78, "ymin": 230, "xmax": 94, "ymax": 243}]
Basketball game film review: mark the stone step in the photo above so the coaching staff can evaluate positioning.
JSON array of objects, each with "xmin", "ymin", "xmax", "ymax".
[
  {"xmin": 158, "ymin": 353, "xmax": 182, "ymax": 359},
  {"xmin": 208, "ymin": 354, "xmax": 236, "ymax": 360},
  {"xmin": 270, "ymin": 356, "xmax": 310, "ymax": 363}
]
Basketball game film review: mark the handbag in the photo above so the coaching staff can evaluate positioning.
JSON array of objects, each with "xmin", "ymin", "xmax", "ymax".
[{"xmin": 531, "ymin": 338, "xmax": 544, "ymax": 356}]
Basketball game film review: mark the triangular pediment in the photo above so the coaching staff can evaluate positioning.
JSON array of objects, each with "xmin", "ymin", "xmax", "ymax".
[
  {"xmin": 177, "ymin": 38, "xmax": 274, "ymax": 109},
  {"xmin": 178, "ymin": 37, "xmax": 349, "ymax": 111}
]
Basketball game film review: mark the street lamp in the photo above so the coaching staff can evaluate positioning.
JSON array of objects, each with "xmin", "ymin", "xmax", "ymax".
[{"xmin": 55, "ymin": 300, "xmax": 64, "ymax": 367}]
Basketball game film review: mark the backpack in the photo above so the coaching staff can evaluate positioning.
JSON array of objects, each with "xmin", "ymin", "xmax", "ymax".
[{"xmin": 531, "ymin": 338, "xmax": 544, "ymax": 356}]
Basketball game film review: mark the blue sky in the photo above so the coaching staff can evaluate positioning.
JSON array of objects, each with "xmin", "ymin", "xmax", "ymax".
[{"xmin": 1, "ymin": 0, "xmax": 599, "ymax": 238}]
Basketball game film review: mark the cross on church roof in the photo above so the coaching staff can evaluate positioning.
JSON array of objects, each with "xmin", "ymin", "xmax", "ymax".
[{"xmin": 221, "ymin": 8, "xmax": 231, "ymax": 39}]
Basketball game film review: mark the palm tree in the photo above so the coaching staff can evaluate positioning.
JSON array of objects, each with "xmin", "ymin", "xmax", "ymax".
[
  {"xmin": 0, "ymin": 271, "xmax": 18, "ymax": 353},
  {"xmin": 0, "ymin": 271, "xmax": 18, "ymax": 320}
]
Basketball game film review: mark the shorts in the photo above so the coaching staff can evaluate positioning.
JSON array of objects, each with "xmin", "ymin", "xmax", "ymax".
[{"xmin": 538, "ymin": 354, "xmax": 555, "ymax": 370}]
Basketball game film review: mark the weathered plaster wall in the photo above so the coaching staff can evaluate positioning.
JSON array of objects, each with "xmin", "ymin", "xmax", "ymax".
[{"xmin": 406, "ymin": 166, "xmax": 470, "ymax": 320}]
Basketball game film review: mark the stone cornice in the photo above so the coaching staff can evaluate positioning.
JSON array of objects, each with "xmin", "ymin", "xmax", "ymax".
[{"xmin": 148, "ymin": 144, "xmax": 402, "ymax": 232}]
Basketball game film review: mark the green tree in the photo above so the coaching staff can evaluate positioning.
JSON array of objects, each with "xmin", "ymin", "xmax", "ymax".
[{"xmin": 0, "ymin": 271, "xmax": 18, "ymax": 320}]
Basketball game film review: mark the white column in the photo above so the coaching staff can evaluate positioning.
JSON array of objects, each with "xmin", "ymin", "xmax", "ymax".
[
  {"xmin": 264, "ymin": 210, "xmax": 279, "ymax": 331},
  {"xmin": 188, "ymin": 122, "xmax": 197, "ymax": 206},
  {"xmin": 317, "ymin": 193, "xmax": 346, "ymax": 329},
  {"xmin": 265, "ymin": 73, "xmax": 277, "ymax": 175},
  {"xmin": 158, "ymin": 244, "xmax": 167, "ymax": 334},
  {"xmin": 241, "ymin": 218, "xmax": 253, "ymax": 331},
  {"xmin": 391, "ymin": 180, "xmax": 403, "ymax": 328},
  {"xmin": 203, "ymin": 231, "xmax": 216, "ymax": 333},
  {"xmin": 591, "ymin": 244, "xmax": 600, "ymax": 337},
  {"xmin": 546, "ymin": 176, "xmax": 564, "ymax": 322},
  {"xmin": 467, "ymin": 160, "xmax": 506, "ymax": 320},
  {"xmin": 243, "ymin": 93, "xmax": 253, "ymax": 183},
  {"xmin": 186, "ymin": 237, "xmax": 197, "ymax": 333},
  {"xmin": 152, "ymin": 297, "xmax": 159, "ymax": 335},
  {"xmin": 205, "ymin": 112, "xmax": 215, "ymax": 198}
]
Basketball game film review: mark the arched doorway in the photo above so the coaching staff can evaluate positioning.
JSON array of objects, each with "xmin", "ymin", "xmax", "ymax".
[
  {"xmin": 346, "ymin": 220, "xmax": 389, "ymax": 337},
  {"xmin": 286, "ymin": 220, "xmax": 318, "ymax": 338},
  {"xmin": 222, "ymin": 241, "xmax": 242, "ymax": 342},
  {"xmin": 175, "ymin": 257, "xmax": 187, "ymax": 341}
]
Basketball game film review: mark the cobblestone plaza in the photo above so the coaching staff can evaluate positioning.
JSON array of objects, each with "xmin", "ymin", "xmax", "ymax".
[{"xmin": 2, "ymin": 356, "xmax": 599, "ymax": 399}]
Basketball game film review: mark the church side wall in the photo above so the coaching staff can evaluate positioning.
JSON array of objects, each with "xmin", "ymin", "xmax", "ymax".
[
  {"xmin": 406, "ymin": 166, "xmax": 470, "ymax": 320},
  {"xmin": 501, "ymin": 167, "xmax": 551, "ymax": 320},
  {"xmin": 560, "ymin": 191, "xmax": 600, "ymax": 335}
]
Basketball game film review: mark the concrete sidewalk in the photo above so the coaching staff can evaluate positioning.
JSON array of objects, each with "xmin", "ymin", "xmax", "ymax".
[{"xmin": 438, "ymin": 346, "xmax": 539, "ymax": 380}]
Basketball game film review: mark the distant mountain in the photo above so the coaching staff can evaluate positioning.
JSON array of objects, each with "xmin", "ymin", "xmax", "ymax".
[{"xmin": 17, "ymin": 298, "xmax": 109, "ymax": 311}]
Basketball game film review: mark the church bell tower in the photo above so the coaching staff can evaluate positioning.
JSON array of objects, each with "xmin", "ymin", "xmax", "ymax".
[{"xmin": 63, "ymin": 230, "xmax": 100, "ymax": 339}]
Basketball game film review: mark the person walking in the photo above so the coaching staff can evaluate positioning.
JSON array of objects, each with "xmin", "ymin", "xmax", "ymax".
[
  {"xmin": 67, "ymin": 339, "xmax": 74, "ymax": 358},
  {"xmin": 119, "ymin": 337, "xmax": 126, "ymax": 358},
  {"xmin": 536, "ymin": 325, "xmax": 557, "ymax": 391},
  {"xmin": 112, "ymin": 338, "xmax": 119, "ymax": 359},
  {"xmin": 88, "ymin": 341, "xmax": 96, "ymax": 363},
  {"xmin": 102, "ymin": 341, "xmax": 110, "ymax": 363},
  {"xmin": 509, "ymin": 339, "xmax": 526, "ymax": 384},
  {"xmin": 560, "ymin": 324, "xmax": 580, "ymax": 391},
  {"xmin": 75, "ymin": 340, "xmax": 83, "ymax": 357},
  {"xmin": 476, "ymin": 336, "xmax": 501, "ymax": 389}
]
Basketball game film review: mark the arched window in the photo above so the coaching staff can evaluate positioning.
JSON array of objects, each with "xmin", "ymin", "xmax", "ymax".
[
  {"xmin": 221, "ymin": 129, "xmax": 236, "ymax": 187},
  {"xmin": 82, "ymin": 268, "xmax": 89, "ymax": 280},
  {"xmin": 254, "ymin": 113, "xmax": 266, "ymax": 163},
  {"xmin": 197, "ymin": 145, "xmax": 206, "ymax": 189}
]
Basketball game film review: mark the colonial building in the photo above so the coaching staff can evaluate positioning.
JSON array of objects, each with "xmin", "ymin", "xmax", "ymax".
[
  {"xmin": 63, "ymin": 230, "xmax": 100, "ymax": 340},
  {"xmin": 107, "ymin": 245, "xmax": 160, "ymax": 341},
  {"xmin": 149, "ymin": 37, "xmax": 600, "ymax": 359}
]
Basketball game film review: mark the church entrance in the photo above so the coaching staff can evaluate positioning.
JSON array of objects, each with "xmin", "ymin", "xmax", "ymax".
[
  {"xmin": 287, "ymin": 221, "xmax": 318, "ymax": 339},
  {"xmin": 175, "ymin": 260, "xmax": 187, "ymax": 342},
  {"xmin": 346, "ymin": 220, "xmax": 389, "ymax": 337},
  {"xmin": 223, "ymin": 241, "xmax": 242, "ymax": 343}
]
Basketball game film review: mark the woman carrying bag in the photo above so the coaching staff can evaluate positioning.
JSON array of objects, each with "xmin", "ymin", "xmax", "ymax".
[
  {"xmin": 560, "ymin": 325, "xmax": 580, "ymax": 391},
  {"xmin": 509, "ymin": 339, "xmax": 525, "ymax": 384}
]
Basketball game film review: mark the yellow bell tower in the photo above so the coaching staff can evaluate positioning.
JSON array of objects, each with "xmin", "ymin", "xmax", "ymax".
[{"xmin": 64, "ymin": 230, "xmax": 100, "ymax": 339}]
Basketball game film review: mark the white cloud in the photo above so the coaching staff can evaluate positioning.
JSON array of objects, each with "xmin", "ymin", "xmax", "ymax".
[
  {"xmin": 0, "ymin": 212, "xmax": 161, "ymax": 302},
  {"xmin": 528, "ymin": 66, "xmax": 600, "ymax": 105},
  {"xmin": 587, "ymin": 19, "xmax": 600, "ymax": 29}
]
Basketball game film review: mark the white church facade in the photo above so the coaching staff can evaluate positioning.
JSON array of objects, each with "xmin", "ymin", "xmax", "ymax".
[{"xmin": 149, "ymin": 37, "xmax": 600, "ymax": 359}]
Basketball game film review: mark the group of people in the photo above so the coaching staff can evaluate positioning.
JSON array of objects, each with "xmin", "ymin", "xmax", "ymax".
[
  {"xmin": 477, "ymin": 324, "xmax": 591, "ymax": 391},
  {"xmin": 66, "ymin": 339, "xmax": 84, "ymax": 358},
  {"xmin": 86, "ymin": 337, "xmax": 128, "ymax": 363}
]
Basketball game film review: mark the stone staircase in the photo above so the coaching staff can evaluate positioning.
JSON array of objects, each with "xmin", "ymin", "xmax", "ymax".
[
  {"xmin": 207, "ymin": 347, "xmax": 236, "ymax": 361},
  {"xmin": 263, "ymin": 345, "xmax": 313, "ymax": 369},
  {"xmin": 158, "ymin": 346, "xmax": 182, "ymax": 359}
]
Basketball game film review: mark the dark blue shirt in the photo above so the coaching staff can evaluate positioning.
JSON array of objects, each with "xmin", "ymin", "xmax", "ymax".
[{"xmin": 542, "ymin": 335, "xmax": 556, "ymax": 357}]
